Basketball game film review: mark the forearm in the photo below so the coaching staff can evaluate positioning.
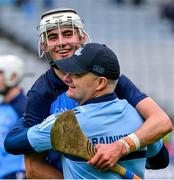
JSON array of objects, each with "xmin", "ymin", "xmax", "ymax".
[
  {"xmin": 4, "ymin": 118, "xmax": 36, "ymax": 154},
  {"xmin": 5, "ymin": 114, "xmax": 55, "ymax": 154},
  {"xmin": 116, "ymin": 75, "xmax": 173, "ymax": 145},
  {"xmin": 88, "ymin": 98, "xmax": 173, "ymax": 170},
  {"xmin": 25, "ymin": 153, "xmax": 63, "ymax": 179},
  {"xmin": 135, "ymin": 97, "xmax": 173, "ymax": 147}
]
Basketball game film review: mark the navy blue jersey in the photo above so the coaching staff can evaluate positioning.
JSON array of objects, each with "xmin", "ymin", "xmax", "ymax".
[
  {"xmin": 116, "ymin": 74, "xmax": 147, "ymax": 106},
  {"xmin": 4, "ymin": 69, "xmax": 168, "ymax": 170},
  {"xmin": 23, "ymin": 68, "xmax": 69, "ymax": 127}
]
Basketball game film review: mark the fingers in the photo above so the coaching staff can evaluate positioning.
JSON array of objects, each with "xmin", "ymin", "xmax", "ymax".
[
  {"xmin": 87, "ymin": 144, "xmax": 101, "ymax": 165},
  {"xmin": 88, "ymin": 154, "xmax": 116, "ymax": 171},
  {"xmin": 87, "ymin": 143, "xmax": 123, "ymax": 172},
  {"xmin": 88, "ymin": 145, "xmax": 116, "ymax": 171},
  {"xmin": 87, "ymin": 152, "xmax": 100, "ymax": 166}
]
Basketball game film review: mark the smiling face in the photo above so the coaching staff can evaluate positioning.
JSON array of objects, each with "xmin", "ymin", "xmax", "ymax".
[
  {"xmin": 43, "ymin": 27, "xmax": 85, "ymax": 59},
  {"xmin": 63, "ymin": 73, "xmax": 100, "ymax": 104},
  {"xmin": 62, "ymin": 72, "xmax": 113, "ymax": 105},
  {"xmin": 39, "ymin": 24, "xmax": 87, "ymax": 66},
  {"xmin": 38, "ymin": 9, "xmax": 91, "ymax": 69}
]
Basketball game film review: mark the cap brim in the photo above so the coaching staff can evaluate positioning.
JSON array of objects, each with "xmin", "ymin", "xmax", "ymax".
[{"xmin": 55, "ymin": 56, "xmax": 87, "ymax": 74}]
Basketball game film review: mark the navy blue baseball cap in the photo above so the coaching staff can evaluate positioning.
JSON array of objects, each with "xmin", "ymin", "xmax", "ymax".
[{"xmin": 55, "ymin": 43, "xmax": 120, "ymax": 80}]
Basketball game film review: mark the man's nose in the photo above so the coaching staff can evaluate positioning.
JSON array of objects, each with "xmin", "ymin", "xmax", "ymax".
[
  {"xmin": 56, "ymin": 40, "xmax": 66, "ymax": 48},
  {"xmin": 63, "ymin": 73, "xmax": 72, "ymax": 84}
]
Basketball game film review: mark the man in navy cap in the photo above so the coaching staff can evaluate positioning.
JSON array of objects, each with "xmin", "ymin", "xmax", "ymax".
[{"xmin": 26, "ymin": 43, "xmax": 166, "ymax": 179}]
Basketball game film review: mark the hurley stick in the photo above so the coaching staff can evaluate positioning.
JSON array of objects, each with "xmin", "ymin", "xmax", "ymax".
[{"xmin": 51, "ymin": 110, "xmax": 141, "ymax": 179}]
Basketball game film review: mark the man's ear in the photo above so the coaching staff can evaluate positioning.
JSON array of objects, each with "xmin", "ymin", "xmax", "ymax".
[
  {"xmin": 11, "ymin": 73, "xmax": 18, "ymax": 83},
  {"xmin": 80, "ymin": 34, "xmax": 87, "ymax": 44},
  {"xmin": 96, "ymin": 77, "xmax": 108, "ymax": 91}
]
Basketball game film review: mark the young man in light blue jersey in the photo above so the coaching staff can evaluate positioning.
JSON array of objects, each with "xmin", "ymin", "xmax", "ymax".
[
  {"xmin": 26, "ymin": 43, "xmax": 166, "ymax": 179},
  {"xmin": 0, "ymin": 55, "xmax": 26, "ymax": 179}
]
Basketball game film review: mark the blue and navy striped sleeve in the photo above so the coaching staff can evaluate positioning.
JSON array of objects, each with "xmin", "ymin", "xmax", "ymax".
[
  {"xmin": 4, "ymin": 117, "xmax": 35, "ymax": 154},
  {"xmin": 146, "ymin": 144, "xmax": 169, "ymax": 169}
]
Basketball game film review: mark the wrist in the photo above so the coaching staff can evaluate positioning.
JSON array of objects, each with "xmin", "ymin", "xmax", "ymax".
[{"xmin": 119, "ymin": 133, "xmax": 141, "ymax": 154}]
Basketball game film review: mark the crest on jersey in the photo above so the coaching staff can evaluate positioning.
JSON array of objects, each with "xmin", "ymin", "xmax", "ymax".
[{"xmin": 74, "ymin": 47, "xmax": 84, "ymax": 56}]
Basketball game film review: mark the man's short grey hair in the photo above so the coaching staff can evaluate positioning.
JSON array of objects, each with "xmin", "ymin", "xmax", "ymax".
[{"xmin": 107, "ymin": 79, "xmax": 118, "ymax": 91}]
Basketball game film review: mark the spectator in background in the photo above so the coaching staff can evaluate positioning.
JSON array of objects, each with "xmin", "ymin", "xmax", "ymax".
[
  {"xmin": 42, "ymin": 0, "xmax": 54, "ymax": 10},
  {"xmin": 0, "ymin": 55, "xmax": 26, "ymax": 179},
  {"xmin": 15, "ymin": 0, "xmax": 30, "ymax": 8},
  {"xmin": 160, "ymin": 0, "xmax": 174, "ymax": 31},
  {"xmin": 14, "ymin": 0, "xmax": 54, "ymax": 15},
  {"xmin": 114, "ymin": 0, "xmax": 146, "ymax": 6},
  {"xmin": 14, "ymin": 0, "xmax": 36, "ymax": 17}
]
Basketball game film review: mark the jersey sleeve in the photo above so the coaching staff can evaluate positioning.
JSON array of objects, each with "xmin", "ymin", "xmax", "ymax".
[
  {"xmin": 27, "ymin": 114, "xmax": 56, "ymax": 152},
  {"xmin": 115, "ymin": 74, "xmax": 148, "ymax": 107},
  {"xmin": 146, "ymin": 142, "xmax": 169, "ymax": 169},
  {"xmin": 146, "ymin": 139, "xmax": 163, "ymax": 158},
  {"xmin": 4, "ymin": 117, "xmax": 35, "ymax": 154}
]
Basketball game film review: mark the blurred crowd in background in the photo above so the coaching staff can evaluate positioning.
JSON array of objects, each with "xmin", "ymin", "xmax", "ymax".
[{"xmin": 1, "ymin": 0, "xmax": 174, "ymax": 33}]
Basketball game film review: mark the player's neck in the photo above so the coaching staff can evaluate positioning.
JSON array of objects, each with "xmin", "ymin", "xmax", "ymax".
[
  {"xmin": 4, "ymin": 87, "xmax": 21, "ymax": 103},
  {"xmin": 54, "ymin": 68, "xmax": 65, "ymax": 81}
]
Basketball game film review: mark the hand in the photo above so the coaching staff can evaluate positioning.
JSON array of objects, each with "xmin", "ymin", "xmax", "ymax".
[{"xmin": 87, "ymin": 141, "xmax": 127, "ymax": 171}]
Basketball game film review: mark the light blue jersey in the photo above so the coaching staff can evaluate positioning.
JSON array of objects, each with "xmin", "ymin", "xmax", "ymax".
[
  {"xmin": 28, "ymin": 94, "xmax": 163, "ymax": 179},
  {"xmin": 62, "ymin": 98, "xmax": 146, "ymax": 179},
  {"xmin": 0, "ymin": 104, "xmax": 25, "ymax": 178}
]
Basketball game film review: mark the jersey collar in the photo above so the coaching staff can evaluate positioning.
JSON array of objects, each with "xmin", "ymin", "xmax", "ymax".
[{"xmin": 82, "ymin": 92, "xmax": 117, "ymax": 105}]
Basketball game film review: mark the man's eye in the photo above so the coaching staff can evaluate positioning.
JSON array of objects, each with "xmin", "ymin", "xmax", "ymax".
[
  {"xmin": 74, "ymin": 73, "xmax": 86, "ymax": 78},
  {"xmin": 64, "ymin": 32, "xmax": 73, "ymax": 37},
  {"xmin": 48, "ymin": 35, "xmax": 58, "ymax": 40}
]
